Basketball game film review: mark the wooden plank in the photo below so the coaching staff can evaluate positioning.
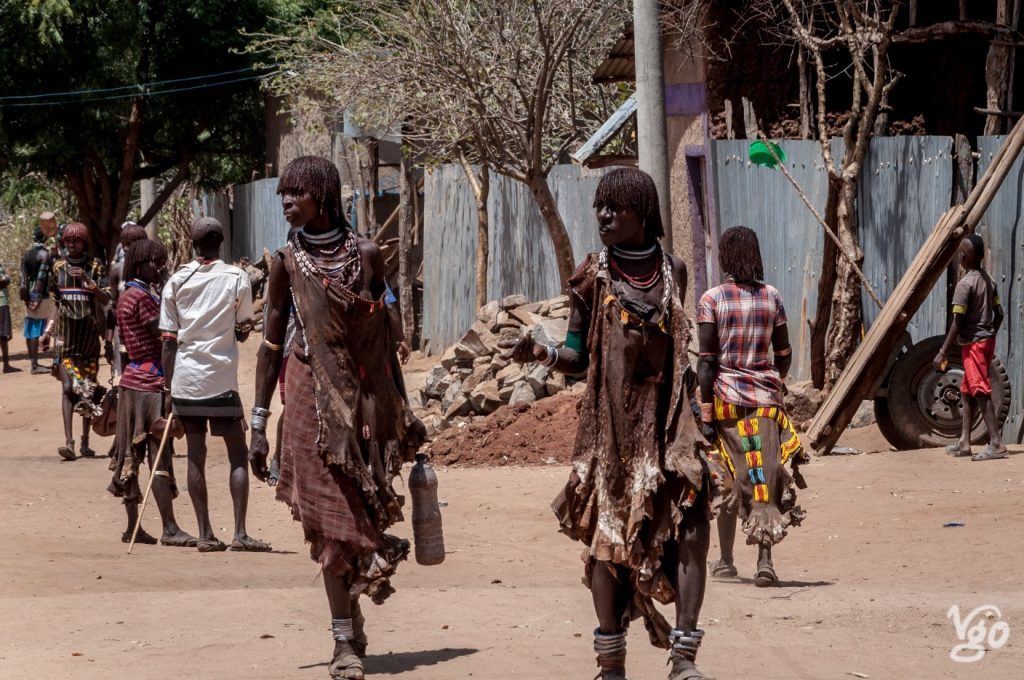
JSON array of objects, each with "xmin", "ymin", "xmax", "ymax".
[{"xmin": 806, "ymin": 117, "xmax": 1024, "ymax": 452}]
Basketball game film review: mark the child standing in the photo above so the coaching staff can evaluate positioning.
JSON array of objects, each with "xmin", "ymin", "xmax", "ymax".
[{"xmin": 933, "ymin": 234, "xmax": 1007, "ymax": 461}]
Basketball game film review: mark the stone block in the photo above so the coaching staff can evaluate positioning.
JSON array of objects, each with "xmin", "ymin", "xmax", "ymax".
[
  {"xmin": 444, "ymin": 395, "xmax": 473, "ymax": 420},
  {"xmin": 501, "ymin": 293, "xmax": 529, "ymax": 309},
  {"xmin": 477, "ymin": 300, "xmax": 500, "ymax": 324},
  {"xmin": 531, "ymin": 317, "xmax": 568, "ymax": 347},
  {"xmin": 422, "ymin": 365, "xmax": 450, "ymax": 399},
  {"xmin": 441, "ymin": 379, "xmax": 463, "ymax": 412},
  {"xmin": 509, "ymin": 380, "xmax": 537, "ymax": 406},
  {"xmin": 470, "ymin": 380, "xmax": 502, "ymax": 415},
  {"xmin": 525, "ymin": 364, "xmax": 550, "ymax": 397}
]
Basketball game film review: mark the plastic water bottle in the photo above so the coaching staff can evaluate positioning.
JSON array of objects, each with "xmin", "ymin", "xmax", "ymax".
[{"xmin": 409, "ymin": 453, "xmax": 445, "ymax": 565}]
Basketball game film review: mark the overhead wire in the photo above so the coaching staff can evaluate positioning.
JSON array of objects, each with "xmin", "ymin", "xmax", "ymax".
[
  {"xmin": 0, "ymin": 67, "xmax": 258, "ymax": 101},
  {"xmin": 0, "ymin": 70, "xmax": 278, "ymax": 109}
]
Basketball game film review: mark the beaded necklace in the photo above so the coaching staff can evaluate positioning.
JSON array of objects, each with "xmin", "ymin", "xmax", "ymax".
[
  {"xmin": 290, "ymin": 229, "xmax": 361, "ymax": 290},
  {"xmin": 598, "ymin": 248, "xmax": 674, "ymax": 323},
  {"xmin": 607, "ymin": 244, "xmax": 663, "ymax": 290}
]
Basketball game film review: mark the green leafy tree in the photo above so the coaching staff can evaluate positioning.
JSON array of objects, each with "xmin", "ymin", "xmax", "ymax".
[{"xmin": 0, "ymin": 0, "xmax": 298, "ymax": 254}]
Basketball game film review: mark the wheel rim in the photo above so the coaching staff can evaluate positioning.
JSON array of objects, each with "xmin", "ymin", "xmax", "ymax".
[{"xmin": 911, "ymin": 364, "xmax": 972, "ymax": 433}]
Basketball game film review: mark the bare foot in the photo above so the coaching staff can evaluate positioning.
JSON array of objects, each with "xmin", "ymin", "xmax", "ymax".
[{"xmin": 3, "ymin": 365, "xmax": 20, "ymax": 373}]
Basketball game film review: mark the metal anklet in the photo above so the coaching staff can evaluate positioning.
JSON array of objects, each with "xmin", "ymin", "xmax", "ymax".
[
  {"xmin": 331, "ymin": 618, "xmax": 355, "ymax": 641},
  {"xmin": 668, "ymin": 629, "xmax": 704, "ymax": 660},
  {"xmin": 594, "ymin": 628, "xmax": 627, "ymax": 669}
]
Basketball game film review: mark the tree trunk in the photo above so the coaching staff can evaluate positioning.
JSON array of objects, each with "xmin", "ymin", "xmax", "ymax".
[
  {"xmin": 398, "ymin": 149, "xmax": 416, "ymax": 344},
  {"xmin": 798, "ymin": 46, "xmax": 811, "ymax": 140},
  {"xmin": 823, "ymin": 179, "xmax": 864, "ymax": 389},
  {"xmin": 809, "ymin": 177, "xmax": 840, "ymax": 389},
  {"xmin": 985, "ymin": 0, "xmax": 1013, "ymax": 134},
  {"xmin": 526, "ymin": 173, "xmax": 575, "ymax": 290},
  {"xmin": 457, "ymin": 155, "xmax": 490, "ymax": 312}
]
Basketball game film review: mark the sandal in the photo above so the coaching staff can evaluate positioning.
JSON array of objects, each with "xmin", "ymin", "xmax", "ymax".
[
  {"xmin": 123, "ymin": 528, "xmax": 158, "ymax": 545},
  {"xmin": 754, "ymin": 564, "xmax": 777, "ymax": 588},
  {"xmin": 160, "ymin": 532, "xmax": 199, "ymax": 548},
  {"xmin": 709, "ymin": 559, "xmax": 738, "ymax": 578},
  {"xmin": 58, "ymin": 444, "xmax": 76, "ymax": 461},
  {"xmin": 971, "ymin": 445, "xmax": 1008, "ymax": 462},
  {"xmin": 197, "ymin": 537, "xmax": 228, "ymax": 552},
  {"xmin": 945, "ymin": 442, "xmax": 971, "ymax": 457},
  {"xmin": 229, "ymin": 536, "xmax": 272, "ymax": 552},
  {"xmin": 329, "ymin": 639, "xmax": 364, "ymax": 679},
  {"xmin": 669, "ymin": 658, "xmax": 713, "ymax": 680}
]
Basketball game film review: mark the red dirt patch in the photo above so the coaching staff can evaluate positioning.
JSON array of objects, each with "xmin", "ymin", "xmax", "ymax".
[{"xmin": 426, "ymin": 391, "xmax": 581, "ymax": 466}]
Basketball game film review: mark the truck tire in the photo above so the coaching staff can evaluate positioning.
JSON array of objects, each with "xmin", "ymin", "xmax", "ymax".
[{"xmin": 873, "ymin": 335, "xmax": 1011, "ymax": 450}]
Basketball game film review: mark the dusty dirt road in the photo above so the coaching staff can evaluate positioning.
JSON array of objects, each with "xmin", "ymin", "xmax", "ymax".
[{"xmin": 1, "ymin": 349, "xmax": 1021, "ymax": 680}]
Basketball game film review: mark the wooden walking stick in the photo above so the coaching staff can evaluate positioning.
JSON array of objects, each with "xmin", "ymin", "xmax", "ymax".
[{"xmin": 127, "ymin": 412, "xmax": 175, "ymax": 554}]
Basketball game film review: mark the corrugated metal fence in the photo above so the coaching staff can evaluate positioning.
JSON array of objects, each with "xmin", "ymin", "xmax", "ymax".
[
  {"xmin": 710, "ymin": 136, "xmax": 954, "ymax": 381},
  {"xmin": 421, "ymin": 164, "xmax": 608, "ymax": 352},
  {"xmin": 232, "ymin": 178, "xmax": 288, "ymax": 262},
  {"xmin": 975, "ymin": 136, "xmax": 1024, "ymax": 442}
]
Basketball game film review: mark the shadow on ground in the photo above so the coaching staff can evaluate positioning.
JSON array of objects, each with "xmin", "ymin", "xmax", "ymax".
[{"xmin": 301, "ymin": 647, "xmax": 479, "ymax": 675}]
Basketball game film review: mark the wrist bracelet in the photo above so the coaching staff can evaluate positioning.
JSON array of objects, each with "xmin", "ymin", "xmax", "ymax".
[
  {"xmin": 541, "ymin": 345, "xmax": 558, "ymax": 368},
  {"xmin": 263, "ymin": 338, "xmax": 283, "ymax": 351},
  {"xmin": 252, "ymin": 406, "xmax": 271, "ymax": 418}
]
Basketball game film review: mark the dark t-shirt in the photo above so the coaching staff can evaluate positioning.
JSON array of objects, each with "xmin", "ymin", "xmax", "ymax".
[{"xmin": 952, "ymin": 269, "xmax": 1000, "ymax": 344}]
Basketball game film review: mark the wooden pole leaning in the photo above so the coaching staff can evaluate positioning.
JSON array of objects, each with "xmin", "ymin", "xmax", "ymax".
[{"xmin": 127, "ymin": 412, "xmax": 175, "ymax": 555}]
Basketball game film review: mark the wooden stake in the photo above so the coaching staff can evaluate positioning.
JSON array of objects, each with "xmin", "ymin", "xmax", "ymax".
[
  {"xmin": 755, "ymin": 132, "xmax": 884, "ymax": 309},
  {"xmin": 127, "ymin": 412, "xmax": 175, "ymax": 554}
]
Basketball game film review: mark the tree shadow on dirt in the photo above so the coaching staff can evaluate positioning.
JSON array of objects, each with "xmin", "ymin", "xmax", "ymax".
[
  {"xmin": 300, "ymin": 647, "xmax": 478, "ymax": 675},
  {"xmin": 730, "ymin": 577, "xmax": 835, "ymax": 589}
]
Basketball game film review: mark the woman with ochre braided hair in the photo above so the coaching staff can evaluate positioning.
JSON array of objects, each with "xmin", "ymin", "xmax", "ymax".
[
  {"xmin": 503, "ymin": 167, "xmax": 717, "ymax": 680},
  {"xmin": 697, "ymin": 225, "xmax": 809, "ymax": 588},
  {"xmin": 250, "ymin": 156, "xmax": 425, "ymax": 680}
]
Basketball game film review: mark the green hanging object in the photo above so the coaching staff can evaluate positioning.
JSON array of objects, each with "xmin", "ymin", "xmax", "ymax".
[{"xmin": 749, "ymin": 140, "xmax": 787, "ymax": 169}]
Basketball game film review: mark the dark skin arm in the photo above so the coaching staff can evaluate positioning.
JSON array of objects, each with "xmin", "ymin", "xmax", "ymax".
[
  {"xmin": 161, "ymin": 337, "xmax": 177, "ymax": 414},
  {"xmin": 934, "ymin": 315, "xmax": 963, "ymax": 370},
  {"xmin": 697, "ymin": 300, "xmax": 792, "ymax": 407},
  {"xmin": 501, "ymin": 291, "xmax": 590, "ymax": 375},
  {"xmin": 503, "ymin": 255, "xmax": 689, "ymax": 375},
  {"xmin": 386, "ymin": 303, "xmax": 411, "ymax": 364},
  {"xmin": 249, "ymin": 256, "xmax": 289, "ymax": 483},
  {"xmin": 772, "ymin": 323, "xmax": 792, "ymax": 380}
]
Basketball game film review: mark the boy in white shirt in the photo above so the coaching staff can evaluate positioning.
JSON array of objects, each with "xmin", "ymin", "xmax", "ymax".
[{"xmin": 160, "ymin": 217, "xmax": 270, "ymax": 552}]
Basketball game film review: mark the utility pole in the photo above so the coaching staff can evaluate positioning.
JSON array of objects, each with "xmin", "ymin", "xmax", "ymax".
[
  {"xmin": 140, "ymin": 178, "xmax": 158, "ymax": 239},
  {"xmin": 633, "ymin": 0, "xmax": 672, "ymax": 252}
]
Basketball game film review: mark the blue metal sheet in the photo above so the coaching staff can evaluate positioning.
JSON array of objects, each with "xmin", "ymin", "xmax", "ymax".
[
  {"xmin": 975, "ymin": 136, "xmax": 1024, "ymax": 443},
  {"xmin": 709, "ymin": 139, "xmax": 829, "ymax": 381}
]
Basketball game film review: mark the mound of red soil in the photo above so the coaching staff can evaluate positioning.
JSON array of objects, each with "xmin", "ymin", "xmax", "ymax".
[{"xmin": 426, "ymin": 391, "xmax": 581, "ymax": 466}]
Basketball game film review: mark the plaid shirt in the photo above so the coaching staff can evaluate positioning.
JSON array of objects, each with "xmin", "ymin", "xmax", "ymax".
[{"xmin": 697, "ymin": 281, "xmax": 787, "ymax": 408}]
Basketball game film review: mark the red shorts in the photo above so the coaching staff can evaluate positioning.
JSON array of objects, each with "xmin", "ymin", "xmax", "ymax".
[{"xmin": 961, "ymin": 338, "xmax": 996, "ymax": 397}]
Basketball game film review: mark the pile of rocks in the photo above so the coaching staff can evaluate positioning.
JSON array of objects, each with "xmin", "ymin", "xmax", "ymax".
[{"xmin": 415, "ymin": 294, "xmax": 577, "ymax": 434}]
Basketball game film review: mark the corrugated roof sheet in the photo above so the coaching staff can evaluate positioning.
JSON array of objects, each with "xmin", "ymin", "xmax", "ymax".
[
  {"xmin": 571, "ymin": 94, "xmax": 637, "ymax": 163},
  {"xmin": 593, "ymin": 24, "xmax": 635, "ymax": 84}
]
